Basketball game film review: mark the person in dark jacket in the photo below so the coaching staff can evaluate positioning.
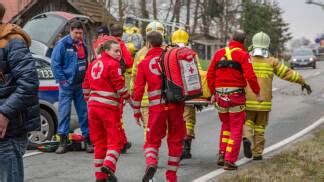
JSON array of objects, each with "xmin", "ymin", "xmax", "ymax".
[
  {"xmin": 0, "ymin": 3, "xmax": 40, "ymax": 182},
  {"xmin": 51, "ymin": 21, "xmax": 93, "ymax": 154}
]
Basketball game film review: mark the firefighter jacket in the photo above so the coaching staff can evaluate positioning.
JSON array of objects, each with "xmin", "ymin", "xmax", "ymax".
[
  {"xmin": 82, "ymin": 52, "xmax": 130, "ymax": 110},
  {"xmin": 132, "ymin": 47, "xmax": 179, "ymax": 117},
  {"xmin": 130, "ymin": 46, "xmax": 150, "ymax": 106},
  {"xmin": 245, "ymin": 56, "xmax": 305, "ymax": 111},
  {"xmin": 207, "ymin": 41, "xmax": 260, "ymax": 94}
]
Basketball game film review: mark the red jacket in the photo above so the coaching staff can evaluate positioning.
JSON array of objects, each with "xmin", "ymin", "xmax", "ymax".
[
  {"xmin": 207, "ymin": 41, "xmax": 260, "ymax": 94},
  {"xmin": 131, "ymin": 47, "xmax": 177, "ymax": 116},
  {"xmin": 83, "ymin": 52, "xmax": 130, "ymax": 110},
  {"xmin": 115, "ymin": 37, "xmax": 134, "ymax": 69}
]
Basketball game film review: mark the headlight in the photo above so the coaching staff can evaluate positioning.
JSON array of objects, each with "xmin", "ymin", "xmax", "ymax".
[
  {"xmin": 292, "ymin": 58, "xmax": 297, "ymax": 62},
  {"xmin": 309, "ymin": 57, "xmax": 314, "ymax": 61}
]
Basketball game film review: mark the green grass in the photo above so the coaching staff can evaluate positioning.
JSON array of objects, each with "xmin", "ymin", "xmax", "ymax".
[{"xmin": 218, "ymin": 127, "xmax": 324, "ymax": 182}]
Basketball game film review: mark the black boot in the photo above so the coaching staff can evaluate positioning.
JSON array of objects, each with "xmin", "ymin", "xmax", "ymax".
[
  {"xmin": 121, "ymin": 141, "xmax": 132, "ymax": 154},
  {"xmin": 224, "ymin": 161, "xmax": 238, "ymax": 170},
  {"xmin": 181, "ymin": 138, "xmax": 192, "ymax": 160},
  {"xmin": 142, "ymin": 165, "xmax": 157, "ymax": 182},
  {"xmin": 217, "ymin": 153, "xmax": 225, "ymax": 166},
  {"xmin": 95, "ymin": 179, "xmax": 107, "ymax": 182},
  {"xmin": 243, "ymin": 137, "xmax": 252, "ymax": 158},
  {"xmin": 55, "ymin": 134, "xmax": 69, "ymax": 154},
  {"xmin": 101, "ymin": 166, "xmax": 117, "ymax": 182},
  {"xmin": 85, "ymin": 136, "xmax": 94, "ymax": 153}
]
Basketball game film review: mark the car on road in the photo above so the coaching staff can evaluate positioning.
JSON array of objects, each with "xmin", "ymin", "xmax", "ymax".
[{"xmin": 290, "ymin": 48, "xmax": 317, "ymax": 69}]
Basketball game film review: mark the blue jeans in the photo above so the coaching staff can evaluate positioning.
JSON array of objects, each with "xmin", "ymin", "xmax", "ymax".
[
  {"xmin": 0, "ymin": 135, "xmax": 27, "ymax": 182},
  {"xmin": 58, "ymin": 84, "xmax": 89, "ymax": 137}
]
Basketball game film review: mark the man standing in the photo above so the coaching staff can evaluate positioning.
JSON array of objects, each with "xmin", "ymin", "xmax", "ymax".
[
  {"xmin": 243, "ymin": 32, "xmax": 312, "ymax": 160},
  {"xmin": 207, "ymin": 30, "xmax": 263, "ymax": 170},
  {"xmin": 0, "ymin": 3, "xmax": 40, "ymax": 182},
  {"xmin": 51, "ymin": 21, "xmax": 92, "ymax": 154}
]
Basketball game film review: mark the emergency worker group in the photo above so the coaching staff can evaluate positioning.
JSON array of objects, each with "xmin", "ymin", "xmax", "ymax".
[{"xmin": 50, "ymin": 19, "xmax": 312, "ymax": 182}]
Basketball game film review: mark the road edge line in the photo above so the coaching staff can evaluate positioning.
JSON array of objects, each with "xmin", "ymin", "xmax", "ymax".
[
  {"xmin": 192, "ymin": 116, "xmax": 324, "ymax": 182},
  {"xmin": 23, "ymin": 151, "xmax": 43, "ymax": 158}
]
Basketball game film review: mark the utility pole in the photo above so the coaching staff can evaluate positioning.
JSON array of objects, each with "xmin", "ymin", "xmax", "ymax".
[{"xmin": 306, "ymin": 0, "xmax": 324, "ymax": 9}]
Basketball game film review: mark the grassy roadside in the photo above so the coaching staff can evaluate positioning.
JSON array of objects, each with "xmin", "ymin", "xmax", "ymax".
[{"xmin": 218, "ymin": 126, "xmax": 324, "ymax": 182}]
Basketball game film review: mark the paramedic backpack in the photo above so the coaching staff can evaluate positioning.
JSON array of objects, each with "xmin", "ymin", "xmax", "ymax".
[{"xmin": 160, "ymin": 46, "xmax": 202, "ymax": 103}]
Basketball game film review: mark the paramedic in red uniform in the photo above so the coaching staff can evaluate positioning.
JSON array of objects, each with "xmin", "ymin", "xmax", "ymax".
[
  {"xmin": 83, "ymin": 39, "xmax": 130, "ymax": 182},
  {"xmin": 207, "ymin": 30, "xmax": 263, "ymax": 170},
  {"xmin": 131, "ymin": 31, "xmax": 186, "ymax": 182}
]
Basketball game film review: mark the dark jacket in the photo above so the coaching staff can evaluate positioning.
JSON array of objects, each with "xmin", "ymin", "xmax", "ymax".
[
  {"xmin": 51, "ymin": 35, "xmax": 88, "ymax": 88},
  {"xmin": 0, "ymin": 23, "xmax": 40, "ymax": 139}
]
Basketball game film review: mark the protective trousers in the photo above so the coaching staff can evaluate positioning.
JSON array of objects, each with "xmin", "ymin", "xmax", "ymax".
[
  {"xmin": 88, "ymin": 106, "xmax": 124, "ymax": 180},
  {"xmin": 141, "ymin": 106, "xmax": 149, "ymax": 140},
  {"xmin": 215, "ymin": 92, "xmax": 246, "ymax": 163},
  {"xmin": 184, "ymin": 105, "xmax": 196, "ymax": 138},
  {"xmin": 144, "ymin": 105, "xmax": 186, "ymax": 182},
  {"xmin": 243, "ymin": 111, "xmax": 269, "ymax": 157}
]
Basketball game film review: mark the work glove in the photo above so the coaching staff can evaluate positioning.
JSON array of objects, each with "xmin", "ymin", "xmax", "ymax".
[{"xmin": 301, "ymin": 83, "xmax": 312, "ymax": 95}]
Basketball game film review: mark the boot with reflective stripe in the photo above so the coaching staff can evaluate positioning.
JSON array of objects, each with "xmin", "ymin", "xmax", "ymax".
[
  {"xmin": 55, "ymin": 134, "xmax": 69, "ymax": 154},
  {"xmin": 142, "ymin": 165, "xmax": 157, "ymax": 182},
  {"xmin": 180, "ymin": 138, "xmax": 192, "ymax": 160}
]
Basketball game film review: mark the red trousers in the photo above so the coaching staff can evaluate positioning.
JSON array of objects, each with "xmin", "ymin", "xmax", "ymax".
[
  {"xmin": 88, "ymin": 106, "xmax": 124, "ymax": 180},
  {"xmin": 215, "ymin": 92, "xmax": 246, "ymax": 163},
  {"xmin": 144, "ymin": 104, "xmax": 186, "ymax": 182}
]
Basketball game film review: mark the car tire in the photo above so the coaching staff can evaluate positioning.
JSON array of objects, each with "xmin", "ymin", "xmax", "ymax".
[
  {"xmin": 313, "ymin": 63, "xmax": 316, "ymax": 69},
  {"xmin": 28, "ymin": 108, "xmax": 55, "ymax": 144}
]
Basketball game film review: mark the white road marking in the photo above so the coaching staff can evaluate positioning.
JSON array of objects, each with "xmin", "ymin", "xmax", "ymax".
[
  {"xmin": 23, "ymin": 151, "xmax": 43, "ymax": 158},
  {"xmin": 193, "ymin": 116, "xmax": 324, "ymax": 182},
  {"xmin": 272, "ymin": 87, "xmax": 278, "ymax": 91}
]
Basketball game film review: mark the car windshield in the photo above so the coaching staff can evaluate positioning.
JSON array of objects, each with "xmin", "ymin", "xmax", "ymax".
[
  {"xmin": 292, "ymin": 49, "xmax": 313, "ymax": 56},
  {"xmin": 23, "ymin": 15, "xmax": 65, "ymax": 45}
]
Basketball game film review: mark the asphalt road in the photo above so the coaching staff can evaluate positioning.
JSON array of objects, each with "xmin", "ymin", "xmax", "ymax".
[{"xmin": 24, "ymin": 61, "xmax": 324, "ymax": 182}]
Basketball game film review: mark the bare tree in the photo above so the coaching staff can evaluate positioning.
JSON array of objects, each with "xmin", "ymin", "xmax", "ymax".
[
  {"xmin": 186, "ymin": 0, "xmax": 191, "ymax": 31},
  {"xmin": 170, "ymin": 0, "xmax": 181, "ymax": 23},
  {"xmin": 192, "ymin": 0, "xmax": 200, "ymax": 34},
  {"xmin": 153, "ymin": 0, "xmax": 157, "ymax": 19}
]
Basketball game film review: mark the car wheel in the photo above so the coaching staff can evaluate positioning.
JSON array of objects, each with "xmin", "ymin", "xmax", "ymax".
[
  {"xmin": 28, "ymin": 108, "xmax": 55, "ymax": 143},
  {"xmin": 313, "ymin": 63, "xmax": 316, "ymax": 69}
]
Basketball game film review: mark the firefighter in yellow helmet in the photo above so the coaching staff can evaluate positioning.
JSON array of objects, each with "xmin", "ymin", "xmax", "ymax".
[
  {"xmin": 171, "ymin": 29, "xmax": 211, "ymax": 159},
  {"xmin": 129, "ymin": 21, "xmax": 166, "ymax": 136},
  {"xmin": 243, "ymin": 31, "xmax": 312, "ymax": 160}
]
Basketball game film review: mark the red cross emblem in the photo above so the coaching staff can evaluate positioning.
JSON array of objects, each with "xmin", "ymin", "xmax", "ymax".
[
  {"xmin": 189, "ymin": 66, "xmax": 195, "ymax": 74},
  {"xmin": 149, "ymin": 57, "xmax": 161, "ymax": 75},
  {"xmin": 91, "ymin": 60, "xmax": 104, "ymax": 79}
]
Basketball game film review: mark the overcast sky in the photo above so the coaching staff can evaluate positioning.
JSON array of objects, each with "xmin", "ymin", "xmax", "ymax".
[{"xmin": 279, "ymin": 0, "xmax": 324, "ymax": 42}]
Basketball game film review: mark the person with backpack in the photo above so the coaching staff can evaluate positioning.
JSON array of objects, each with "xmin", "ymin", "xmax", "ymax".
[
  {"xmin": 0, "ymin": 3, "xmax": 40, "ymax": 181},
  {"xmin": 131, "ymin": 31, "xmax": 186, "ymax": 182},
  {"xmin": 242, "ymin": 32, "xmax": 312, "ymax": 161},
  {"xmin": 207, "ymin": 30, "xmax": 263, "ymax": 170},
  {"xmin": 170, "ymin": 29, "xmax": 203, "ymax": 160},
  {"xmin": 83, "ymin": 38, "xmax": 130, "ymax": 182}
]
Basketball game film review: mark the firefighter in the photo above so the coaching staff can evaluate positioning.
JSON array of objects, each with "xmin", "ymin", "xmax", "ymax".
[
  {"xmin": 131, "ymin": 31, "xmax": 186, "ymax": 182},
  {"xmin": 130, "ymin": 21, "xmax": 166, "ymax": 138},
  {"xmin": 207, "ymin": 30, "xmax": 263, "ymax": 170},
  {"xmin": 243, "ymin": 32, "xmax": 312, "ymax": 160},
  {"xmin": 170, "ymin": 29, "xmax": 202, "ymax": 159},
  {"xmin": 83, "ymin": 39, "xmax": 130, "ymax": 182}
]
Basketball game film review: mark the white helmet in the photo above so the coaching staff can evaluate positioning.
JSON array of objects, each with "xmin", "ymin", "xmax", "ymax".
[
  {"xmin": 251, "ymin": 31, "xmax": 271, "ymax": 57},
  {"xmin": 146, "ymin": 21, "xmax": 165, "ymax": 36}
]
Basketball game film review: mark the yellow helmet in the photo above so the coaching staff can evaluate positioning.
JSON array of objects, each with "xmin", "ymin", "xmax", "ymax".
[
  {"xmin": 171, "ymin": 29, "xmax": 189, "ymax": 45},
  {"xmin": 146, "ymin": 21, "xmax": 165, "ymax": 36}
]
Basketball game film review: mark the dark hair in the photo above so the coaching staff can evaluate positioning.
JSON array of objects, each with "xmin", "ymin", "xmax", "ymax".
[
  {"xmin": 147, "ymin": 31, "xmax": 163, "ymax": 47},
  {"xmin": 97, "ymin": 39, "xmax": 119, "ymax": 54},
  {"xmin": 70, "ymin": 21, "xmax": 83, "ymax": 31},
  {"xmin": 96, "ymin": 25, "xmax": 109, "ymax": 36},
  {"xmin": 110, "ymin": 24, "xmax": 123, "ymax": 37},
  {"xmin": 0, "ymin": 3, "xmax": 5, "ymax": 22},
  {"xmin": 232, "ymin": 30, "xmax": 246, "ymax": 44}
]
